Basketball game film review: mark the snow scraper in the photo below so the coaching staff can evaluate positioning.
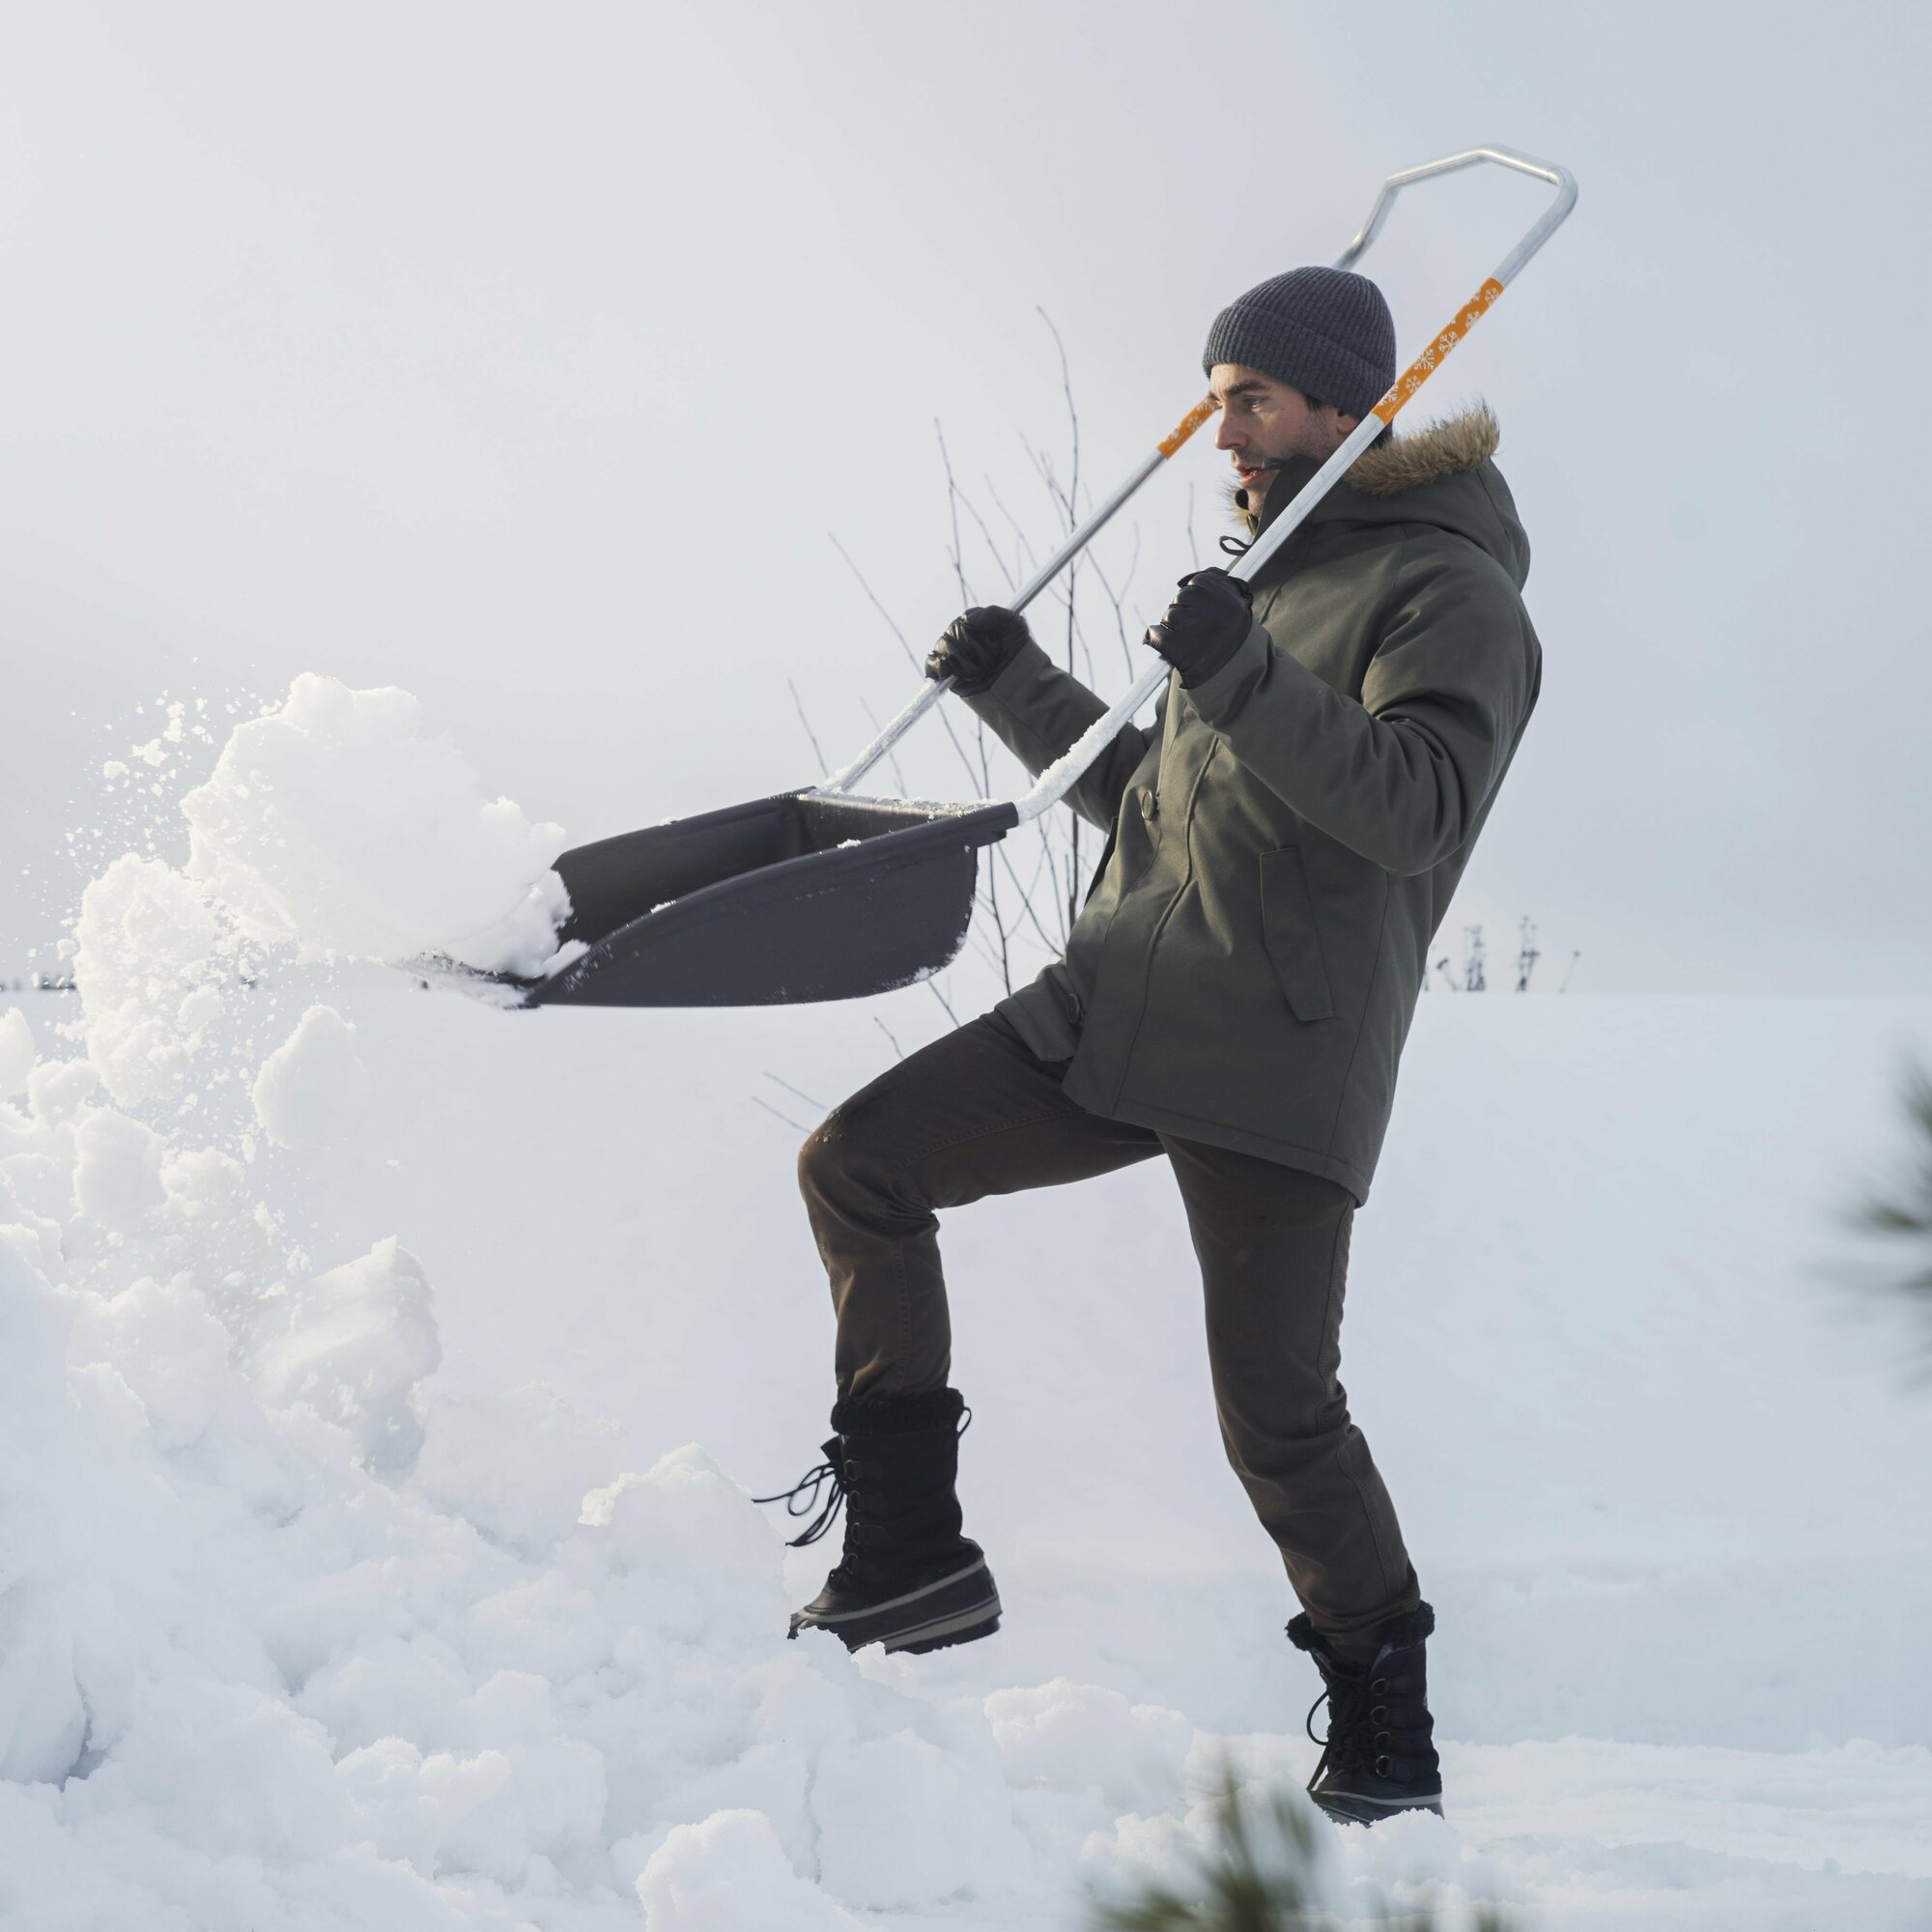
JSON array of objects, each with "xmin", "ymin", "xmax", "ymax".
[{"xmin": 515, "ymin": 145, "xmax": 1576, "ymax": 1010}]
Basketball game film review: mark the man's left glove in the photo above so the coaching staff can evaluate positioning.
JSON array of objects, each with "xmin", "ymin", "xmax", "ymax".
[{"xmin": 1143, "ymin": 568, "xmax": 1255, "ymax": 689}]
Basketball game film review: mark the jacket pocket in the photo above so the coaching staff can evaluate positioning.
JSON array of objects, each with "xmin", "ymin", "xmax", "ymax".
[
  {"xmin": 1002, "ymin": 973, "xmax": 1082, "ymax": 1061},
  {"xmin": 1258, "ymin": 845, "xmax": 1334, "ymax": 1022}
]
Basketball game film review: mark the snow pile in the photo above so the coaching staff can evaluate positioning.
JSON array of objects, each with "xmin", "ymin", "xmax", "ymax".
[
  {"xmin": 2, "ymin": 966, "xmax": 1490, "ymax": 1926},
  {"xmin": 0, "ymin": 999, "xmax": 1208, "ymax": 1924},
  {"xmin": 180, "ymin": 672, "xmax": 571, "ymax": 977}
]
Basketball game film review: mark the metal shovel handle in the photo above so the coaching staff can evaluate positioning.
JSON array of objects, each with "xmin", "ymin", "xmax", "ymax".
[
  {"xmin": 816, "ymin": 387, "xmax": 1221, "ymax": 796},
  {"xmin": 1014, "ymin": 145, "xmax": 1576, "ymax": 825},
  {"xmin": 819, "ymin": 144, "xmax": 1577, "ymax": 808}
]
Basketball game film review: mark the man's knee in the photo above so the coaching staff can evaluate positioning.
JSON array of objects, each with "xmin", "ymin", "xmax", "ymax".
[
  {"xmin": 799, "ymin": 1095, "xmax": 928, "ymax": 1237},
  {"xmin": 798, "ymin": 1113, "xmax": 848, "ymax": 1213},
  {"xmin": 799, "ymin": 1103, "xmax": 890, "ymax": 1208}
]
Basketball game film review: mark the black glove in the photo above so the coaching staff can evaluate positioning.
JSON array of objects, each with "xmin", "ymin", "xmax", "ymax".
[
  {"xmin": 926, "ymin": 606, "xmax": 1032, "ymax": 697},
  {"xmin": 1144, "ymin": 568, "xmax": 1255, "ymax": 688}
]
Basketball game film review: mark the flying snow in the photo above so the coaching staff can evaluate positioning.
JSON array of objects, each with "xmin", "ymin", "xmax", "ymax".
[
  {"xmin": 250, "ymin": 1005, "xmax": 372, "ymax": 1151},
  {"xmin": 181, "ymin": 672, "xmax": 571, "ymax": 978}
]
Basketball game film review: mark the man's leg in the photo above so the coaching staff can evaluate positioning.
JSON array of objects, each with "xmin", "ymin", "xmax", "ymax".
[
  {"xmin": 1163, "ymin": 1136, "xmax": 1421, "ymax": 1662},
  {"xmin": 800, "ymin": 1011, "xmax": 1163, "ymax": 1403},
  {"xmin": 778, "ymin": 1012, "xmax": 1160, "ymax": 1654}
]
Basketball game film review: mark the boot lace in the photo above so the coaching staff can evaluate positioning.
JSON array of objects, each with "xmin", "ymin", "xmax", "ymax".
[
  {"xmin": 752, "ymin": 1451, "xmax": 848, "ymax": 1548},
  {"xmin": 1304, "ymin": 1666, "xmax": 1396, "ymax": 1788},
  {"xmin": 753, "ymin": 1406, "xmax": 973, "ymax": 1551}
]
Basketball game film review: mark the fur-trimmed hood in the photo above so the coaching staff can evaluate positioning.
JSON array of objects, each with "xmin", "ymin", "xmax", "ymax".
[
  {"xmin": 1232, "ymin": 403, "xmax": 1528, "ymax": 587},
  {"xmin": 1346, "ymin": 403, "xmax": 1498, "ymax": 496}
]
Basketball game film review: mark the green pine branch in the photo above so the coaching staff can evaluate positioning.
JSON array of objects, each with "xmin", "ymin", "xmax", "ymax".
[
  {"xmin": 1846, "ymin": 1056, "xmax": 1932, "ymax": 1367},
  {"xmin": 1090, "ymin": 1760, "xmax": 1513, "ymax": 1932}
]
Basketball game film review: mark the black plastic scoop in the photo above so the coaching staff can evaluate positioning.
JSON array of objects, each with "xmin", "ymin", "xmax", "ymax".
[{"xmin": 521, "ymin": 790, "xmax": 1018, "ymax": 1008}]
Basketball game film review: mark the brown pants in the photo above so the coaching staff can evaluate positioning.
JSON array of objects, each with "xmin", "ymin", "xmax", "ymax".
[{"xmin": 797, "ymin": 1011, "xmax": 1420, "ymax": 1659}]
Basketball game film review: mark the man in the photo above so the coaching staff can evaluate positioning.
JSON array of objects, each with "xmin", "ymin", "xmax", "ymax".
[{"xmin": 757, "ymin": 266, "xmax": 1541, "ymax": 1825}]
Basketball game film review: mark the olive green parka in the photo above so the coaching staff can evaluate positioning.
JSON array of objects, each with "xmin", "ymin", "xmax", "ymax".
[{"xmin": 961, "ymin": 406, "xmax": 1541, "ymax": 1204}]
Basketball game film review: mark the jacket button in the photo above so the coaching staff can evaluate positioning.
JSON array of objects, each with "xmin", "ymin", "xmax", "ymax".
[{"xmin": 1138, "ymin": 787, "xmax": 1159, "ymax": 820}]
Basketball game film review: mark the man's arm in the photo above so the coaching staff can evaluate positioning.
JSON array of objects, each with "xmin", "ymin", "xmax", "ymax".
[
  {"xmin": 1182, "ymin": 568, "xmax": 1540, "ymax": 877},
  {"xmin": 959, "ymin": 638, "xmax": 1155, "ymax": 835}
]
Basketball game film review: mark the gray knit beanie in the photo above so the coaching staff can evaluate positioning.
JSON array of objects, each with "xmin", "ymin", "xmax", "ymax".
[{"xmin": 1202, "ymin": 267, "xmax": 1396, "ymax": 420}]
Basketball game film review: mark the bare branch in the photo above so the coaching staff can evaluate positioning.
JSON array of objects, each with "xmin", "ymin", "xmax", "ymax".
[
  {"xmin": 962, "ymin": 923, "xmax": 1004, "ymax": 972},
  {"xmin": 995, "ymin": 839, "xmax": 1066, "ymax": 957},
  {"xmin": 983, "ymin": 478, "xmax": 1038, "ymax": 585},
  {"xmin": 857, "ymin": 696, "xmax": 909, "ymax": 796},
  {"xmin": 1037, "ymin": 306, "xmax": 1080, "ymax": 535},
  {"xmin": 827, "ymin": 530, "xmax": 985, "ymax": 798},
  {"xmin": 934, "ymin": 419, "xmax": 974, "ymax": 608},
  {"xmin": 1077, "ymin": 526, "xmax": 1148, "ymax": 678},
  {"xmin": 785, "ymin": 678, "xmax": 826, "ymax": 771},
  {"xmin": 752, "ymin": 1094, "xmax": 811, "ymax": 1133},
  {"xmin": 951, "ymin": 484, "xmax": 1019, "ymax": 598},
  {"xmin": 828, "ymin": 531, "xmax": 919, "ymax": 670},
  {"xmin": 764, "ymin": 1071, "xmax": 827, "ymax": 1112}
]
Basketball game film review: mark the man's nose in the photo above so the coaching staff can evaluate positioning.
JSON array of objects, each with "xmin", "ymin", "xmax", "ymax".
[{"xmin": 1213, "ymin": 416, "xmax": 1243, "ymax": 451}]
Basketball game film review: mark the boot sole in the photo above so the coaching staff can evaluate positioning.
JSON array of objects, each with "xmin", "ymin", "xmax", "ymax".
[
  {"xmin": 1310, "ymin": 1787, "xmax": 1445, "ymax": 1827},
  {"xmin": 790, "ymin": 1558, "xmax": 1002, "ymax": 1655},
  {"xmin": 891, "ymin": 1606, "xmax": 1001, "ymax": 1655}
]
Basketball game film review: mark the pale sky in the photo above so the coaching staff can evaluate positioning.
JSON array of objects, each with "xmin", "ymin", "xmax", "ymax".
[{"xmin": 3, "ymin": 0, "xmax": 1928, "ymax": 992}]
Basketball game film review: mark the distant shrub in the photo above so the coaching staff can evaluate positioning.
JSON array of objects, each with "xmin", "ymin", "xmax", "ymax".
[{"xmin": 1426, "ymin": 919, "xmax": 1577, "ymax": 993}]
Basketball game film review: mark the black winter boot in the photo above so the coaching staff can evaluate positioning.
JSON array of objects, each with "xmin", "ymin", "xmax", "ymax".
[
  {"xmin": 753, "ymin": 1387, "xmax": 1001, "ymax": 1655},
  {"xmin": 1287, "ymin": 1602, "xmax": 1443, "ymax": 1825}
]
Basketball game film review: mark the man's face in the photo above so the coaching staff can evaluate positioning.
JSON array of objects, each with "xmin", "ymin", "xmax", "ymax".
[{"xmin": 1208, "ymin": 364, "xmax": 1356, "ymax": 512}]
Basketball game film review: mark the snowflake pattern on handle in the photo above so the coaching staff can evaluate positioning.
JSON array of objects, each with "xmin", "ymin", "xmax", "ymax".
[
  {"xmin": 1371, "ymin": 277, "xmax": 1506, "ymax": 424},
  {"xmin": 1157, "ymin": 393, "xmax": 1220, "ymax": 459}
]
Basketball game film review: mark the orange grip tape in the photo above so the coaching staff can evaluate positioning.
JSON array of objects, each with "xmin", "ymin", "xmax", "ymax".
[
  {"xmin": 1372, "ymin": 277, "xmax": 1505, "ymax": 424},
  {"xmin": 1157, "ymin": 393, "xmax": 1219, "ymax": 459}
]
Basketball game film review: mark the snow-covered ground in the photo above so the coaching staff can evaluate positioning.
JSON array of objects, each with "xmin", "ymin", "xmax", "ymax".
[
  {"xmin": 6, "ymin": 979, "xmax": 1930, "ymax": 1929},
  {"xmin": 4, "ymin": 678, "xmax": 1930, "ymax": 1928}
]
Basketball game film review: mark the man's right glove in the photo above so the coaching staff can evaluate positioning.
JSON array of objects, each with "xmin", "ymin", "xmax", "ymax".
[
  {"xmin": 926, "ymin": 606, "xmax": 1032, "ymax": 697},
  {"xmin": 1144, "ymin": 568, "xmax": 1255, "ymax": 689}
]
